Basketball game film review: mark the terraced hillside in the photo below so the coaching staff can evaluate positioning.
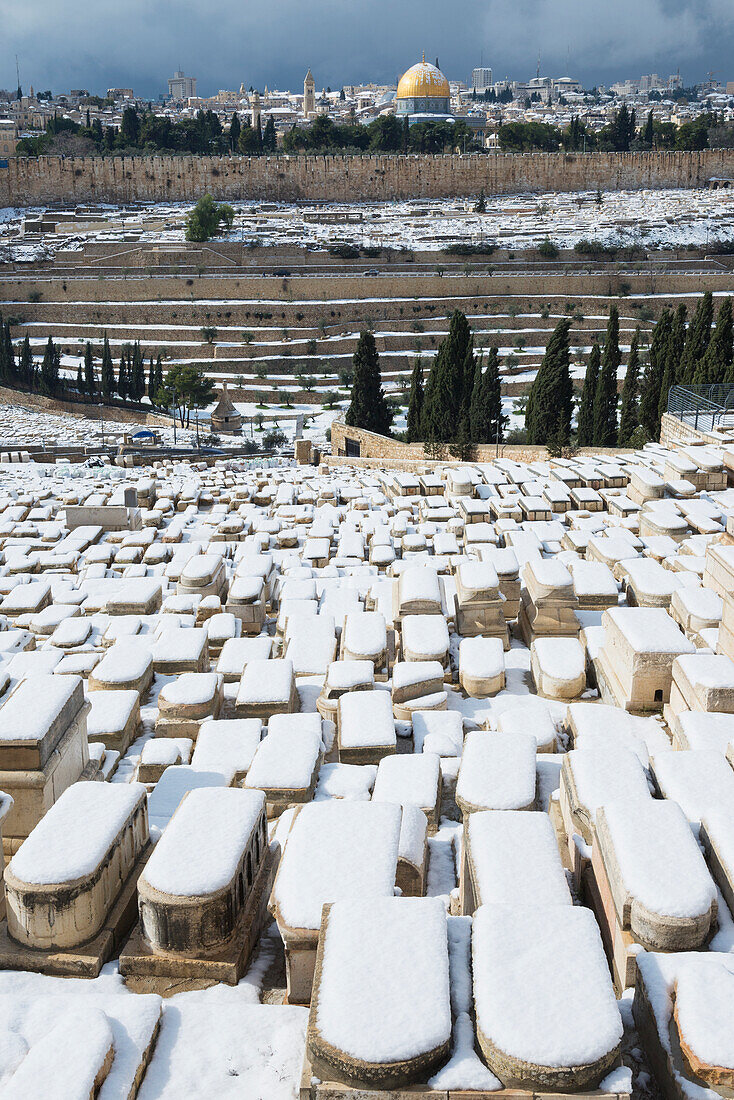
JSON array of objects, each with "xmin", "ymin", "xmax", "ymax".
[{"xmin": 2, "ymin": 246, "xmax": 733, "ymax": 404}]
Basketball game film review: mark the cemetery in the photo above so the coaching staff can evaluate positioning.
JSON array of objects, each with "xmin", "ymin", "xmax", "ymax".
[{"xmin": 0, "ymin": 436, "xmax": 732, "ymax": 1096}]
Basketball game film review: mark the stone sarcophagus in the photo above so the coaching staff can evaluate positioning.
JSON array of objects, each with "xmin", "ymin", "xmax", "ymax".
[
  {"xmin": 0, "ymin": 781, "xmax": 149, "ymax": 975},
  {"xmin": 121, "ymin": 786, "xmax": 277, "ymax": 986}
]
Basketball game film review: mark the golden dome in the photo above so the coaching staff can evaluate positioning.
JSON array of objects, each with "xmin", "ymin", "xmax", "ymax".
[{"xmin": 397, "ymin": 60, "xmax": 450, "ymax": 100}]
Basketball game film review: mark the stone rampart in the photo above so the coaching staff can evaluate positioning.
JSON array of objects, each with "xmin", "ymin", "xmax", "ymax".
[{"xmin": 2, "ymin": 150, "xmax": 734, "ymax": 207}]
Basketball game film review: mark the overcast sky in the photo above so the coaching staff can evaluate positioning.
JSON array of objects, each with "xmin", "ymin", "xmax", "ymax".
[{"xmin": 3, "ymin": 0, "xmax": 733, "ymax": 98}]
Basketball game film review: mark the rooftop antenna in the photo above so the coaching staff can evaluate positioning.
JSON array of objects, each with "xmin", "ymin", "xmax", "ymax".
[{"xmin": 15, "ymin": 55, "xmax": 21, "ymax": 96}]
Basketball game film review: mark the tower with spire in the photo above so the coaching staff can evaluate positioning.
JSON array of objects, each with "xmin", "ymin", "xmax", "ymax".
[
  {"xmin": 303, "ymin": 70, "xmax": 315, "ymax": 117},
  {"xmin": 251, "ymin": 90, "xmax": 261, "ymax": 131}
]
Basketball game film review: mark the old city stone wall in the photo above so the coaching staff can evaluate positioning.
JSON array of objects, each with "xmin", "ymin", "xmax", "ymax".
[{"xmin": 3, "ymin": 150, "xmax": 734, "ymax": 207}]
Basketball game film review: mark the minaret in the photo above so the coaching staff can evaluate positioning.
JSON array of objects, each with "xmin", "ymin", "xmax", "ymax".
[
  {"xmin": 303, "ymin": 69, "xmax": 315, "ymax": 117},
  {"xmin": 251, "ymin": 90, "xmax": 261, "ymax": 131}
]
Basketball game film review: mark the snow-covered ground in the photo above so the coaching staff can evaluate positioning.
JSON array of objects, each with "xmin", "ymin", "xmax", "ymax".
[{"xmin": 4, "ymin": 187, "xmax": 734, "ymax": 261}]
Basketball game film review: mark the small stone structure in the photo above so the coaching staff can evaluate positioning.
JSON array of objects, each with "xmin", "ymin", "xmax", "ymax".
[{"xmin": 210, "ymin": 383, "xmax": 242, "ymax": 435}]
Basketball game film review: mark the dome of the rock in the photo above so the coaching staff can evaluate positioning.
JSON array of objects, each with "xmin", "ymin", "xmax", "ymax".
[{"xmin": 395, "ymin": 57, "xmax": 452, "ymax": 118}]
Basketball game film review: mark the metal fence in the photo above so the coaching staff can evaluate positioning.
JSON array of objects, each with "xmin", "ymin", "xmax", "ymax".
[{"xmin": 666, "ymin": 383, "xmax": 734, "ymax": 434}]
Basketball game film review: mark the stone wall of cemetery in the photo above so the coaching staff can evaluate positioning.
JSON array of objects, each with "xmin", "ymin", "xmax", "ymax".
[
  {"xmin": 658, "ymin": 411, "xmax": 725, "ymax": 449},
  {"xmin": 329, "ymin": 420, "xmax": 635, "ymax": 466},
  {"xmin": 3, "ymin": 149, "xmax": 734, "ymax": 206}
]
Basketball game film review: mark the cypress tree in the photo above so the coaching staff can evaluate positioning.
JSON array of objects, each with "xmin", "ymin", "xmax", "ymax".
[
  {"xmin": 670, "ymin": 303, "xmax": 688, "ymax": 385},
  {"xmin": 83, "ymin": 342, "xmax": 95, "ymax": 395},
  {"xmin": 156, "ymin": 354, "xmax": 164, "ymax": 398},
  {"xmin": 117, "ymin": 351, "xmax": 128, "ymax": 400},
  {"xmin": 19, "ymin": 336, "xmax": 33, "ymax": 388},
  {"xmin": 657, "ymin": 303, "xmax": 688, "ymax": 422},
  {"xmin": 406, "ymin": 359, "xmax": 424, "ymax": 442},
  {"xmin": 576, "ymin": 342, "xmax": 600, "ymax": 446},
  {"xmin": 422, "ymin": 311, "xmax": 473, "ymax": 443},
  {"xmin": 593, "ymin": 305, "xmax": 620, "ymax": 446},
  {"xmin": 697, "ymin": 297, "xmax": 733, "ymax": 385},
  {"xmin": 471, "ymin": 346, "xmax": 503, "ymax": 444},
  {"xmin": 345, "ymin": 331, "xmax": 392, "ymax": 435},
  {"xmin": 1, "ymin": 321, "xmax": 14, "ymax": 384},
  {"xmin": 620, "ymin": 327, "xmax": 642, "ymax": 444},
  {"xmin": 526, "ymin": 318, "xmax": 573, "ymax": 445},
  {"xmin": 639, "ymin": 308, "xmax": 672, "ymax": 440},
  {"xmin": 469, "ymin": 352, "xmax": 486, "ymax": 442},
  {"xmin": 0, "ymin": 313, "xmax": 5, "ymax": 383},
  {"xmin": 40, "ymin": 336, "xmax": 57, "ymax": 395},
  {"xmin": 101, "ymin": 334, "xmax": 114, "ymax": 399},
  {"xmin": 263, "ymin": 117, "xmax": 277, "ymax": 153},
  {"xmin": 643, "ymin": 109, "xmax": 654, "ymax": 147},
  {"xmin": 76, "ymin": 362, "xmax": 83, "ymax": 393},
  {"xmin": 618, "ymin": 328, "xmax": 641, "ymax": 446},
  {"xmin": 130, "ymin": 341, "xmax": 145, "ymax": 401},
  {"xmin": 229, "ymin": 113, "xmax": 241, "ymax": 152},
  {"xmin": 679, "ymin": 291, "xmax": 713, "ymax": 385},
  {"xmin": 53, "ymin": 342, "xmax": 62, "ymax": 394},
  {"xmin": 147, "ymin": 357, "xmax": 156, "ymax": 401}
]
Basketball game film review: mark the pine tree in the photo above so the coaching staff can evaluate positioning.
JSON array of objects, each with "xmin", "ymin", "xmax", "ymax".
[
  {"xmin": 697, "ymin": 297, "xmax": 733, "ymax": 385},
  {"xmin": 593, "ymin": 305, "xmax": 620, "ymax": 446},
  {"xmin": 618, "ymin": 329, "xmax": 641, "ymax": 446},
  {"xmin": 679, "ymin": 291, "xmax": 713, "ymax": 385},
  {"xmin": 101, "ymin": 334, "xmax": 114, "ymax": 399},
  {"xmin": 422, "ymin": 311, "xmax": 473, "ymax": 443},
  {"xmin": 577, "ymin": 342, "xmax": 600, "ymax": 446},
  {"xmin": 639, "ymin": 308, "xmax": 672, "ymax": 440},
  {"xmin": 406, "ymin": 359, "xmax": 424, "ymax": 442},
  {"xmin": 344, "ymin": 331, "xmax": 392, "ymax": 435},
  {"xmin": 526, "ymin": 319, "xmax": 573, "ymax": 445},
  {"xmin": 83, "ymin": 342, "xmax": 95, "ymax": 395}
]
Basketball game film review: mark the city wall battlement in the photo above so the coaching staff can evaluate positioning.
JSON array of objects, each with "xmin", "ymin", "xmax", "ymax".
[{"xmin": 2, "ymin": 149, "xmax": 734, "ymax": 207}]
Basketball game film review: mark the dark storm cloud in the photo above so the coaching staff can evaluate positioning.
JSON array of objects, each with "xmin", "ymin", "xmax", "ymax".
[{"xmin": 2, "ymin": 0, "xmax": 732, "ymax": 97}]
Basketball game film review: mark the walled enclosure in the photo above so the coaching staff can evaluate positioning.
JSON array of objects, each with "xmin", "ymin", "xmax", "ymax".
[{"xmin": 3, "ymin": 150, "xmax": 734, "ymax": 207}]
